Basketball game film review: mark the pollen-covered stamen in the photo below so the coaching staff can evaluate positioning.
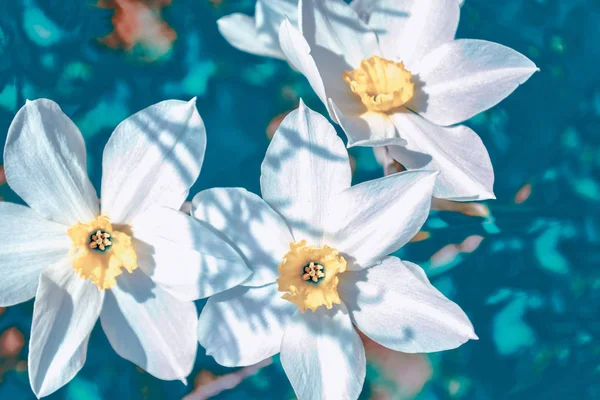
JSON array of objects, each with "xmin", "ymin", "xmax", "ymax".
[
  {"xmin": 302, "ymin": 262, "xmax": 325, "ymax": 283},
  {"xmin": 89, "ymin": 230, "xmax": 112, "ymax": 251}
]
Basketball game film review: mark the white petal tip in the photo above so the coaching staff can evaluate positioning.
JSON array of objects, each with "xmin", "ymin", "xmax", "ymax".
[
  {"xmin": 188, "ymin": 97, "xmax": 197, "ymax": 105},
  {"xmin": 180, "ymin": 377, "xmax": 188, "ymax": 386}
]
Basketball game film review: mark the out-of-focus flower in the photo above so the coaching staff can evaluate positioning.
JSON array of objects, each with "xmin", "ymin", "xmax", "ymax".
[
  {"xmin": 279, "ymin": 0, "xmax": 538, "ymax": 201},
  {"xmin": 427, "ymin": 235, "xmax": 485, "ymax": 276},
  {"xmin": 96, "ymin": 0, "xmax": 176, "ymax": 61},
  {"xmin": 0, "ymin": 327, "xmax": 25, "ymax": 358},
  {"xmin": 0, "ymin": 99, "xmax": 250, "ymax": 397},
  {"xmin": 514, "ymin": 182, "xmax": 533, "ymax": 204},
  {"xmin": 193, "ymin": 101, "xmax": 476, "ymax": 400}
]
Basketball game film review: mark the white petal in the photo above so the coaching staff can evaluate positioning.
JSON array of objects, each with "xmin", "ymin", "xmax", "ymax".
[
  {"xmin": 101, "ymin": 99, "xmax": 206, "ymax": 224},
  {"xmin": 412, "ymin": 39, "xmax": 538, "ymax": 126},
  {"xmin": 256, "ymin": 0, "xmax": 299, "ymax": 38},
  {"xmin": 279, "ymin": 19, "xmax": 327, "ymax": 104},
  {"xmin": 28, "ymin": 261, "xmax": 104, "ymax": 398},
  {"xmin": 198, "ymin": 283, "xmax": 295, "ymax": 367},
  {"xmin": 339, "ymin": 257, "xmax": 477, "ymax": 353},
  {"xmin": 330, "ymin": 100, "xmax": 406, "ymax": 147},
  {"xmin": 4, "ymin": 99, "xmax": 99, "ymax": 226},
  {"xmin": 217, "ymin": 13, "xmax": 285, "ymax": 59},
  {"xmin": 392, "ymin": 0, "xmax": 459, "ymax": 69},
  {"xmin": 191, "ymin": 188, "xmax": 293, "ymax": 287},
  {"xmin": 300, "ymin": 0, "xmax": 379, "ymax": 67},
  {"xmin": 389, "ymin": 112, "xmax": 495, "ymax": 201},
  {"xmin": 325, "ymin": 170, "xmax": 436, "ymax": 270},
  {"xmin": 351, "ymin": 0, "xmax": 413, "ymax": 56},
  {"xmin": 278, "ymin": 19, "xmax": 364, "ymax": 119},
  {"xmin": 261, "ymin": 101, "xmax": 351, "ymax": 245},
  {"xmin": 281, "ymin": 304, "xmax": 366, "ymax": 400},
  {"xmin": 100, "ymin": 268, "xmax": 197, "ymax": 382},
  {"xmin": 0, "ymin": 203, "xmax": 70, "ymax": 306},
  {"xmin": 132, "ymin": 206, "xmax": 251, "ymax": 301}
]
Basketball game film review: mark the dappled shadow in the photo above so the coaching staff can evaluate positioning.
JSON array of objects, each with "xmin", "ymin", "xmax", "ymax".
[
  {"xmin": 406, "ymin": 74, "xmax": 429, "ymax": 114},
  {"xmin": 30, "ymin": 278, "xmax": 74, "ymax": 394},
  {"xmin": 101, "ymin": 282, "xmax": 147, "ymax": 369},
  {"xmin": 0, "ymin": 0, "xmax": 596, "ymax": 398}
]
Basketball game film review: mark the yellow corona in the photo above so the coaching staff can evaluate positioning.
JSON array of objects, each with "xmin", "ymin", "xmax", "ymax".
[
  {"xmin": 343, "ymin": 56, "xmax": 415, "ymax": 113},
  {"xmin": 276, "ymin": 240, "xmax": 347, "ymax": 312},
  {"xmin": 67, "ymin": 215, "xmax": 137, "ymax": 290}
]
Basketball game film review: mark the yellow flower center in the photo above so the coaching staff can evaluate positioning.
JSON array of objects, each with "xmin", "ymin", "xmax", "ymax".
[
  {"xmin": 67, "ymin": 215, "xmax": 138, "ymax": 290},
  {"xmin": 276, "ymin": 240, "xmax": 347, "ymax": 313},
  {"xmin": 343, "ymin": 55, "xmax": 414, "ymax": 113}
]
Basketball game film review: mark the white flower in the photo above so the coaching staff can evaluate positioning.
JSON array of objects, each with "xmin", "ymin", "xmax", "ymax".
[
  {"xmin": 193, "ymin": 101, "xmax": 476, "ymax": 400},
  {"xmin": 217, "ymin": 0, "xmax": 426, "ymax": 60},
  {"xmin": 278, "ymin": 0, "xmax": 538, "ymax": 201},
  {"xmin": 0, "ymin": 99, "xmax": 251, "ymax": 397}
]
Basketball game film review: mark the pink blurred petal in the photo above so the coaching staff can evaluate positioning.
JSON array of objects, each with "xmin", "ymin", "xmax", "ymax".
[
  {"xmin": 514, "ymin": 183, "xmax": 532, "ymax": 204},
  {"xmin": 361, "ymin": 332, "xmax": 432, "ymax": 399},
  {"xmin": 183, "ymin": 358, "xmax": 272, "ymax": 400}
]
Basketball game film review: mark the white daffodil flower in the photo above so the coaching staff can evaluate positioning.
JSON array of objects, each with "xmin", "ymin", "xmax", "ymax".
[
  {"xmin": 193, "ymin": 101, "xmax": 476, "ymax": 400},
  {"xmin": 0, "ymin": 99, "xmax": 251, "ymax": 397},
  {"xmin": 217, "ymin": 0, "xmax": 439, "ymax": 60},
  {"xmin": 278, "ymin": 0, "xmax": 538, "ymax": 201}
]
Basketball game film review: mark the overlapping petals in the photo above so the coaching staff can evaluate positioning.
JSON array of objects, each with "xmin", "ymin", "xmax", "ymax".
[
  {"xmin": 386, "ymin": 0, "xmax": 459, "ymax": 69},
  {"xmin": 132, "ymin": 206, "xmax": 251, "ymax": 301},
  {"xmin": 198, "ymin": 284, "xmax": 296, "ymax": 367},
  {"xmin": 217, "ymin": 0, "xmax": 297, "ymax": 59},
  {"xmin": 278, "ymin": 0, "xmax": 537, "ymax": 201},
  {"xmin": 191, "ymin": 188, "xmax": 293, "ymax": 287},
  {"xmin": 388, "ymin": 112, "xmax": 495, "ymax": 200}
]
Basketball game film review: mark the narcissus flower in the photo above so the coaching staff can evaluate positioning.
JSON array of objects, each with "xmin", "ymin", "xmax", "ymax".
[
  {"xmin": 279, "ymin": 0, "xmax": 538, "ymax": 200},
  {"xmin": 217, "ymin": 0, "xmax": 418, "ymax": 60},
  {"xmin": 193, "ymin": 102, "xmax": 476, "ymax": 400},
  {"xmin": 0, "ymin": 99, "xmax": 250, "ymax": 397}
]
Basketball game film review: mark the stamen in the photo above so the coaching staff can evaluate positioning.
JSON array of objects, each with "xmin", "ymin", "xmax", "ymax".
[
  {"xmin": 302, "ymin": 262, "xmax": 325, "ymax": 283},
  {"xmin": 88, "ymin": 230, "xmax": 113, "ymax": 252},
  {"xmin": 277, "ymin": 241, "xmax": 347, "ymax": 312}
]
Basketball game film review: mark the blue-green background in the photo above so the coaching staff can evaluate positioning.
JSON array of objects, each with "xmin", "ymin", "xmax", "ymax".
[{"xmin": 0, "ymin": 0, "xmax": 598, "ymax": 399}]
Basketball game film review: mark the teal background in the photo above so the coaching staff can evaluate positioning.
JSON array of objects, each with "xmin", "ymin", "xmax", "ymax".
[{"xmin": 0, "ymin": 0, "xmax": 598, "ymax": 399}]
